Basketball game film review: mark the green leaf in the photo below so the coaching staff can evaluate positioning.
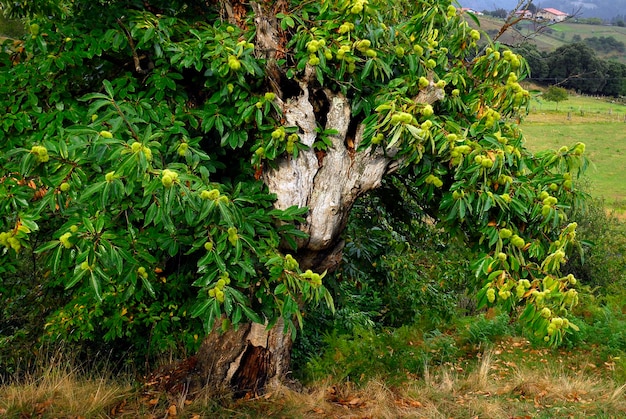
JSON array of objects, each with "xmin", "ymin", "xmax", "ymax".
[
  {"xmin": 228, "ymin": 287, "xmax": 247, "ymax": 305},
  {"xmin": 65, "ymin": 267, "xmax": 88, "ymax": 290},
  {"xmin": 362, "ymin": 59, "xmax": 374, "ymax": 79},
  {"xmin": 197, "ymin": 250, "xmax": 215, "ymax": 268},
  {"xmin": 36, "ymin": 240, "xmax": 61, "ymax": 253},
  {"xmin": 387, "ymin": 126, "xmax": 404, "ymax": 149},
  {"xmin": 241, "ymin": 305, "xmax": 263, "ymax": 324},
  {"xmin": 224, "ymin": 290, "xmax": 233, "ymax": 315},
  {"xmin": 102, "ymin": 79, "xmax": 115, "ymax": 98},
  {"xmin": 217, "ymin": 200, "xmax": 234, "ymax": 226},
  {"xmin": 144, "ymin": 202, "xmax": 159, "ymax": 226},
  {"xmin": 231, "ymin": 305, "xmax": 242, "ymax": 325},
  {"xmin": 487, "ymin": 269, "xmax": 503, "ymax": 282},
  {"xmin": 79, "ymin": 92, "xmax": 111, "ymax": 102},
  {"xmin": 141, "ymin": 275, "xmax": 156, "ymax": 298},
  {"xmin": 213, "ymin": 250, "xmax": 226, "ymax": 272},
  {"xmin": 519, "ymin": 303, "xmax": 536, "ymax": 323},
  {"xmin": 275, "ymin": 283, "xmax": 286, "ymax": 294},
  {"xmin": 86, "ymin": 99, "xmax": 114, "ymax": 116},
  {"xmin": 89, "ymin": 271, "xmax": 103, "ymax": 302},
  {"xmin": 190, "ymin": 299, "xmax": 212, "ymax": 318},
  {"xmin": 52, "ymin": 245, "xmax": 63, "ymax": 274},
  {"xmin": 81, "ymin": 181, "xmax": 106, "ymax": 201}
]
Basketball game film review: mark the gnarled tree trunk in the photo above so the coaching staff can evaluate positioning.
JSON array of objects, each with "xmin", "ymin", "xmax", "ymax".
[
  {"xmin": 193, "ymin": 318, "xmax": 291, "ymax": 396},
  {"xmin": 192, "ymin": 0, "xmax": 443, "ymax": 396}
]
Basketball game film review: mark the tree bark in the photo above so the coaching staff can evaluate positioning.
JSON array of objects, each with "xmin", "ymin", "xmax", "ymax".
[
  {"xmin": 192, "ymin": 317, "xmax": 291, "ymax": 397},
  {"xmin": 264, "ymin": 83, "xmax": 395, "ymax": 271},
  {"xmin": 265, "ymin": 71, "xmax": 443, "ymax": 271}
]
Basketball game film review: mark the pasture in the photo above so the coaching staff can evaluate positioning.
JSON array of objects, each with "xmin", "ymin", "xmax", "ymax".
[{"xmin": 521, "ymin": 93, "xmax": 626, "ymax": 210}]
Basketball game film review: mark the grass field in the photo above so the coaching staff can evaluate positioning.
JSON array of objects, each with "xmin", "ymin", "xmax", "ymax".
[
  {"xmin": 521, "ymin": 93, "xmax": 626, "ymax": 209},
  {"xmin": 466, "ymin": 16, "xmax": 626, "ymax": 208}
]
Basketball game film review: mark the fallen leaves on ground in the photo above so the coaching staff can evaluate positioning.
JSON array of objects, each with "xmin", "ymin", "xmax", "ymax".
[
  {"xmin": 325, "ymin": 386, "xmax": 368, "ymax": 408},
  {"xmin": 395, "ymin": 398, "xmax": 424, "ymax": 408}
]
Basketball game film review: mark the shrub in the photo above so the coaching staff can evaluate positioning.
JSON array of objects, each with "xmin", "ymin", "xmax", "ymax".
[
  {"xmin": 0, "ymin": 250, "xmax": 69, "ymax": 379},
  {"xmin": 337, "ymin": 180, "xmax": 477, "ymax": 329},
  {"xmin": 564, "ymin": 198, "xmax": 626, "ymax": 293},
  {"xmin": 460, "ymin": 312, "xmax": 513, "ymax": 346},
  {"xmin": 303, "ymin": 325, "xmax": 459, "ymax": 385}
]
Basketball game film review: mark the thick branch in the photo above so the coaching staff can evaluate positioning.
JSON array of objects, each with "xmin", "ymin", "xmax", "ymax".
[{"xmin": 251, "ymin": 1, "xmax": 283, "ymax": 96}]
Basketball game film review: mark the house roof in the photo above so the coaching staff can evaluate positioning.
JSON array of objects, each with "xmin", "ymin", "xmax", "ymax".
[{"xmin": 540, "ymin": 8, "xmax": 568, "ymax": 16}]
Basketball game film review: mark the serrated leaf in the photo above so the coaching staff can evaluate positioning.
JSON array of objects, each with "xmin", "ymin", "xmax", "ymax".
[
  {"xmin": 224, "ymin": 290, "xmax": 233, "ymax": 315},
  {"xmin": 231, "ymin": 306, "xmax": 242, "ymax": 325},
  {"xmin": 65, "ymin": 268, "xmax": 88, "ymax": 290},
  {"xmin": 36, "ymin": 240, "xmax": 61, "ymax": 253}
]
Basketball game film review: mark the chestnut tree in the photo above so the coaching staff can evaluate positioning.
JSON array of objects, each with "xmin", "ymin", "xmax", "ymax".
[{"xmin": 0, "ymin": 0, "xmax": 588, "ymax": 393}]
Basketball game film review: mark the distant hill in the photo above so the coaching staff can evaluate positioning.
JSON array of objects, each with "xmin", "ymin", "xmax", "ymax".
[
  {"xmin": 458, "ymin": 0, "xmax": 626, "ymax": 20},
  {"xmin": 467, "ymin": 14, "xmax": 626, "ymax": 64}
]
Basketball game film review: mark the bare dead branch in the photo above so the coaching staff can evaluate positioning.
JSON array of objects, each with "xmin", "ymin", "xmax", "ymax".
[
  {"xmin": 116, "ymin": 18, "xmax": 152, "ymax": 75},
  {"xmin": 492, "ymin": 0, "xmax": 583, "ymax": 47}
]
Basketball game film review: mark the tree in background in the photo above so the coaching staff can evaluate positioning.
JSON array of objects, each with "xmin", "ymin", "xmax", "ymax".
[
  {"xmin": 519, "ymin": 40, "xmax": 626, "ymax": 97},
  {"xmin": 546, "ymin": 43, "xmax": 607, "ymax": 94},
  {"xmin": 603, "ymin": 61, "xmax": 626, "ymax": 97},
  {"xmin": 583, "ymin": 36, "xmax": 625, "ymax": 54},
  {"xmin": 514, "ymin": 43, "xmax": 549, "ymax": 80},
  {"xmin": 542, "ymin": 85, "xmax": 569, "ymax": 109},
  {"xmin": 487, "ymin": 9, "xmax": 508, "ymax": 19},
  {"xmin": 0, "ymin": 0, "xmax": 589, "ymax": 393}
]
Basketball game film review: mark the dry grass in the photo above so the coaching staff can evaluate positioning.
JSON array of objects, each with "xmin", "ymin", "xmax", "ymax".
[
  {"xmin": 1, "ymin": 341, "xmax": 625, "ymax": 418},
  {"xmin": 291, "ymin": 343, "xmax": 624, "ymax": 418},
  {"xmin": 0, "ymin": 357, "xmax": 132, "ymax": 418},
  {"xmin": 225, "ymin": 344, "xmax": 626, "ymax": 419}
]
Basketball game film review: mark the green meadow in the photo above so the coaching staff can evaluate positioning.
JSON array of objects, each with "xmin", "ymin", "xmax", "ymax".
[{"xmin": 521, "ymin": 94, "xmax": 626, "ymax": 209}]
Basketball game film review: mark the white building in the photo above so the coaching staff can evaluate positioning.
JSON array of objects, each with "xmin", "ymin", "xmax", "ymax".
[{"xmin": 536, "ymin": 8, "xmax": 569, "ymax": 22}]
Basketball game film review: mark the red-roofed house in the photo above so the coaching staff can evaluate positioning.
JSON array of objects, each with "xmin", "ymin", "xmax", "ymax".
[
  {"xmin": 536, "ymin": 8, "xmax": 569, "ymax": 22},
  {"xmin": 514, "ymin": 10, "xmax": 533, "ymax": 19},
  {"xmin": 460, "ymin": 8, "xmax": 483, "ymax": 15}
]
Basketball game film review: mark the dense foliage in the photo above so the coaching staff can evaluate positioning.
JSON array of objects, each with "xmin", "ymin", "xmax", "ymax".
[
  {"xmin": 0, "ymin": 0, "xmax": 592, "ymax": 368},
  {"xmin": 579, "ymin": 36, "xmax": 625, "ymax": 54}
]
